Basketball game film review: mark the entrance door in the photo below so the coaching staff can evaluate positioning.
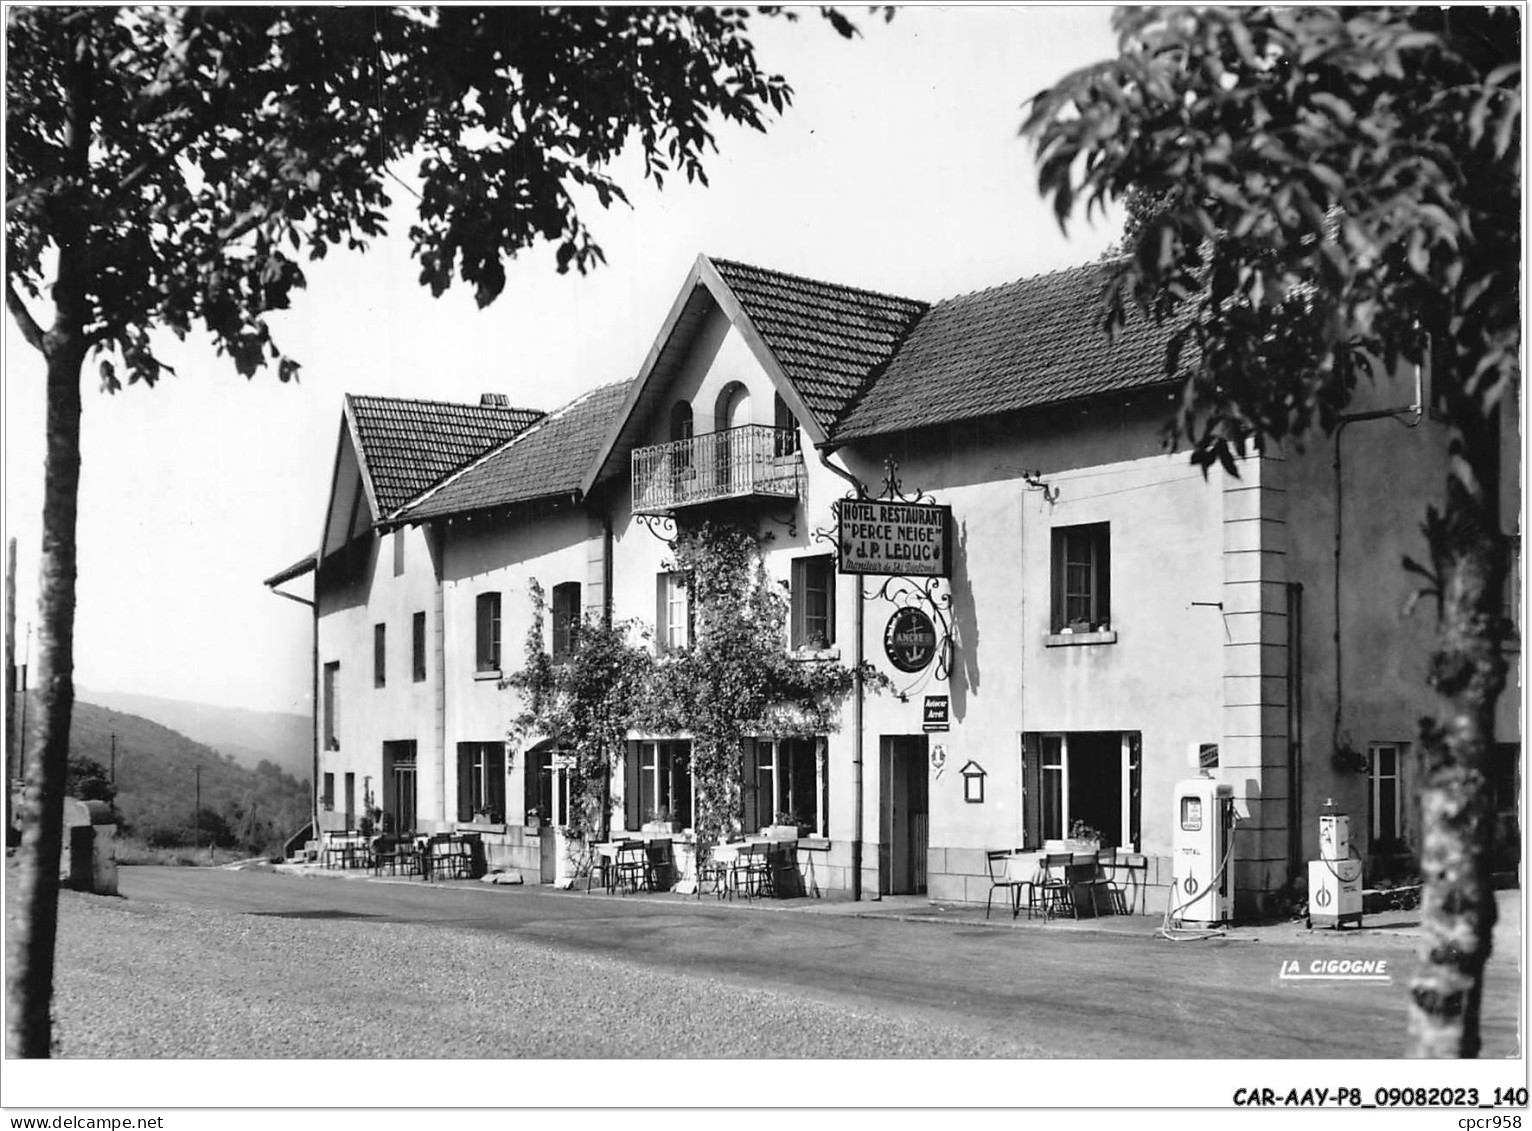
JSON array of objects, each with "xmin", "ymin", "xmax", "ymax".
[
  {"xmin": 382, "ymin": 741, "xmax": 417, "ymax": 835},
  {"xmin": 879, "ymin": 735, "xmax": 929, "ymax": 895}
]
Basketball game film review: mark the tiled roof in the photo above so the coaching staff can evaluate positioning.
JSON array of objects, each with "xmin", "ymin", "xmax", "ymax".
[
  {"xmin": 832, "ymin": 262, "xmax": 1178, "ymax": 441},
  {"xmin": 347, "ymin": 395, "xmax": 543, "ymax": 516},
  {"xmin": 710, "ymin": 258, "xmax": 929, "ymax": 433},
  {"xmin": 397, "ymin": 381, "xmax": 632, "ymax": 521}
]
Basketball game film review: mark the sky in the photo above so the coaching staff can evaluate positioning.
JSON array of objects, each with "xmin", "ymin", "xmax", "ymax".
[{"xmin": 2, "ymin": 6, "xmax": 1124, "ymax": 717}]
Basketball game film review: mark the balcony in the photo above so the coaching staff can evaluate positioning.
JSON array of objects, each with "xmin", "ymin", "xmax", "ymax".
[{"xmin": 632, "ymin": 425, "xmax": 802, "ymax": 514}]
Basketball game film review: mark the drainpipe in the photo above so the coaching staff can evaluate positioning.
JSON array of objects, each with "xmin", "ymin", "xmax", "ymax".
[
  {"xmin": 1286, "ymin": 582, "xmax": 1304, "ymax": 879},
  {"xmin": 268, "ymin": 570, "xmax": 319, "ymax": 854},
  {"xmin": 602, "ymin": 511, "xmax": 615, "ymax": 628},
  {"xmin": 816, "ymin": 445, "xmax": 867, "ymax": 901}
]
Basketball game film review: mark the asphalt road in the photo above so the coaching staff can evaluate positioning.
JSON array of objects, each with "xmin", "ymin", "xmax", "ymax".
[{"xmin": 104, "ymin": 864, "xmax": 1521, "ymax": 1060}]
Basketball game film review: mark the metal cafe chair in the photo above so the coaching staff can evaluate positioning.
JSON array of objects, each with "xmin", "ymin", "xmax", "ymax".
[
  {"xmin": 1091, "ymin": 847, "xmax": 1125, "ymax": 915},
  {"xmin": 1031, "ymin": 852, "xmax": 1076, "ymax": 920},
  {"xmin": 613, "ymin": 839, "xmax": 646, "ymax": 894},
  {"xmin": 642, "ymin": 838, "xmax": 674, "ymax": 892},
  {"xmin": 985, "ymin": 850, "xmax": 1032, "ymax": 920},
  {"xmin": 728, "ymin": 842, "xmax": 769, "ymax": 901}
]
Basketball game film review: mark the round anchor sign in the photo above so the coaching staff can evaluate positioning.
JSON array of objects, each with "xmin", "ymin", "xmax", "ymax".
[{"xmin": 884, "ymin": 608, "xmax": 938, "ymax": 673}]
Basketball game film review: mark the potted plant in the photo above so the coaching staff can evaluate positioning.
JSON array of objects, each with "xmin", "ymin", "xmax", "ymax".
[
  {"xmin": 767, "ymin": 811, "xmax": 809, "ymax": 838},
  {"xmin": 643, "ymin": 806, "xmax": 680, "ymax": 834},
  {"xmin": 1064, "ymin": 819, "xmax": 1101, "ymax": 853}
]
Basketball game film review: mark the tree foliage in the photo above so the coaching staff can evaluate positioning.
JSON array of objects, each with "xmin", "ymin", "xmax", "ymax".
[
  {"xmin": 1025, "ymin": 6, "xmax": 1519, "ymax": 471},
  {"xmin": 6, "ymin": 6, "xmax": 848, "ymax": 385},
  {"xmin": 654, "ymin": 522, "xmax": 871, "ymax": 851},
  {"xmin": 1024, "ymin": 5, "xmax": 1519, "ymax": 1059},
  {"xmin": 504, "ymin": 580, "xmax": 654, "ymax": 847},
  {"xmin": 4, "ymin": 4, "xmax": 864, "ymax": 1058}
]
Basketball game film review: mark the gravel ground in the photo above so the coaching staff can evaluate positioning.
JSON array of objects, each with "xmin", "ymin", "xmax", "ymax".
[{"xmin": 47, "ymin": 887, "xmax": 1028, "ymax": 1058}]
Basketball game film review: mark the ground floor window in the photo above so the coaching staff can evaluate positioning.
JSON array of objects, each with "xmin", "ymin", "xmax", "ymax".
[
  {"xmin": 524, "ymin": 746, "xmax": 571, "ymax": 827},
  {"xmin": 625, "ymin": 740, "xmax": 692, "ymax": 829},
  {"xmin": 1021, "ymin": 731, "xmax": 1141, "ymax": 850},
  {"xmin": 457, "ymin": 741, "xmax": 506, "ymax": 822},
  {"xmin": 1368, "ymin": 742, "xmax": 1405, "ymax": 852},
  {"xmin": 749, "ymin": 737, "xmax": 828, "ymax": 837}
]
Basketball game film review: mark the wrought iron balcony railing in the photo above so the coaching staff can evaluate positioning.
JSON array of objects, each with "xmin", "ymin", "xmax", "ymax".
[{"xmin": 632, "ymin": 425, "xmax": 801, "ymax": 514}]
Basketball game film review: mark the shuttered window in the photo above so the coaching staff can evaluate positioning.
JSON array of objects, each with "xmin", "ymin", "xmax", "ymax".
[
  {"xmin": 791, "ymin": 556, "xmax": 835, "ymax": 649},
  {"xmin": 655, "ymin": 572, "xmax": 690, "ymax": 651},
  {"xmin": 374, "ymin": 624, "xmax": 386, "ymax": 687},
  {"xmin": 476, "ymin": 592, "xmax": 501, "ymax": 672},
  {"xmin": 412, "ymin": 611, "xmax": 427, "ymax": 682},
  {"xmin": 1050, "ymin": 523, "xmax": 1111, "ymax": 632},
  {"xmin": 552, "ymin": 582, "xmax": 581, "ymax": 659},
  {"xmin": 456, "ymin": 742, "xmax": 505, "ymax": 822}
]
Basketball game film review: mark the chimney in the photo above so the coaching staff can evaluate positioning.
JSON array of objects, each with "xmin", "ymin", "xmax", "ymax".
[{"xmin": 480, "ymin": 393, "xmax": 509, "ymax": 408}]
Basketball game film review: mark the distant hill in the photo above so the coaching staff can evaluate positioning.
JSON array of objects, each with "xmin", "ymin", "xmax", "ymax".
[
  {"xmin": 50, "ymin": 696, "xmax": 311, "ymax": 852},
  {"xmin": 78, "ymin": 688, "xmax": 311, "ymax": 781}
]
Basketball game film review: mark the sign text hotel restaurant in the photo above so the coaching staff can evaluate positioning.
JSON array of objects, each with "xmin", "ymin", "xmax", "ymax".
[{"xmin": 836, "ymin": 500, "xmax": 953, "ymax": 577}]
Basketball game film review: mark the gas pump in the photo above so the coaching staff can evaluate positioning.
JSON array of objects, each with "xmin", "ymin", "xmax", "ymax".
[
  {"xmin": 1169, "ymin": 776, "xmax": 1236, "ymax": 927},
  {"xmin": 1307, "ymin": 799, "xmax": 1363, "ymax": 929}
]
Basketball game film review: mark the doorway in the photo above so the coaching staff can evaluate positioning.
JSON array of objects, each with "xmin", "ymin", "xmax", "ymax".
[
  {"xmin": 382, "ymin": 741, "xmax": 417, "ymax": 835},
  {"xmin": 879, "ymin": 735, "xmax": 929, "ymax": 895}
]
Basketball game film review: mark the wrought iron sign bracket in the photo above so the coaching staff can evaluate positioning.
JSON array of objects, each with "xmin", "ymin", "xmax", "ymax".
[
  {"xmin": 1022, "ymin": 469, "xmax": 1060, "ymax": 505},
  {"xmin": 633, "ymin": 511, "xmax": 678, "ymax": 546}
]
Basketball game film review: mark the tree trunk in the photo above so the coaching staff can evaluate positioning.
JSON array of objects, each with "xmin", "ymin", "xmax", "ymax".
[
  {"xmin": 1407, "ymin": 408, "xmax": 1508, "ymax": 1058},
  {"xmin": 4, "ymin": 341, "xmax": 85, "ymax": 1058}
]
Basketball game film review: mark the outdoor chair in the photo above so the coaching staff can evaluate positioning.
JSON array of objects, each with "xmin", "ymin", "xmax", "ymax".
[
  {"xmin": 727, "ymin": 842, "xmax": 769, "ymax": 901},
  {"xmin": 613, "ymin": 840, "xmax": 645, "ymax": 894},
  {"xmin": 1031, "ymin": 852, "xmax": 1076, "ymax": 920},
  {"xmin": 985, "ymin": 850, "xmax": 1031, "ymax": 920},
  {"xmin": 1091, "ymin": 847, "xmax": 1125, "ymax": 915},
  {"xmin": 642, "ymin": 838, "xmax": 674, "ymax": 892}
]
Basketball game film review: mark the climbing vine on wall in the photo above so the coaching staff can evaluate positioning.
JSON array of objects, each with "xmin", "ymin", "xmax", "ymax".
[
  {"xmin": 653, "ymin": 521, "xmax": 881, "ymax": 853},
  {"xmin": 503, "ymin": 580, "xmax": 654, "ymax": 847}
]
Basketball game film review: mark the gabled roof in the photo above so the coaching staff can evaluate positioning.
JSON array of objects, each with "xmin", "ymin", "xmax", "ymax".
[
  {"xmin": 345, "ymin": 395, "xmax": 543, "ymax": 517},
  {"xmin": 831, "ymin": 262, "xmax": 1178, "ymax": 442},
  {"xmin": 582, "ymin": 254, "xmax": 928, "ymax": 492},
  {"xmin": 709, "ymin": 258, "xmax": 929, "ymax": 431},
  {"xmin": 395, "ymin": 381, "xmax": 631, "ymax": 523}
]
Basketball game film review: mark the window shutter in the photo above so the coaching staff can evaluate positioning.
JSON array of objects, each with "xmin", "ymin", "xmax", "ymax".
[
  {"xmin": 624, "ymin": 742, "xmax": 642, "ymax": 832},
  {"xmin": 1127, "ymin": 731, "xmax": 1141, "ymax": 852},
  {"xmin": 489, "ymin": 744, "xmax": 506, "ymax": 818},
  {"xmin": 790, "ymin": 559, "xmax": 806, "ymax": 649},
  {"xmin": 655, "ymin": 575, "xmax": 667, "ymax": 652},
  {"xmin": 1097, "ymin": 526, "xmax": 1112, "ymax": 627},
  {"xmin": 1049, "ymin": 530, "xmax": 1065, "ymax": 633},
  {"xmin": 476, "ymin": 595, "xmax": 491, "ymax": 668},
  {"xmin": 457, "ymin": 744, "xmax": 475, "ymax": 822},
  {"xmin": 523, "ymin": 747, "xmax": 542, "ymax": 821},
  {"xmin": 741, "ymin": 738, "xmax": 759, "ymax": 833},
  {"xmin": 1022, "ymin": 732, "xmax": 1042, "ymax": 850},
  {"xmin": 824, "ymin": 558, "xmax": 836, "ymax": 645}
]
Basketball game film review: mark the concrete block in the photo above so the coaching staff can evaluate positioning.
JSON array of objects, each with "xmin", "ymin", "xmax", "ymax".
[
  {"xmin": 1221, "ymin": 641, "xmax": 1286, "ymax": 678},
  {"xmin": 928, "ymin": 873, "xmax": 964, "ymax": 904},
  {"xmin": 945, "ymin": 846, "xmax": 987, "ymax": 878},
  {"xmin": 1223, "ymin": 549, "xmax": 1284, "ymax": 584},
  {"xmin": 1221, "ymin": 484, "xmax": 1285, "ymax": 523},
  {"xmin": 1222, "ymin": 610, "xmax": 1288, "ymax": 648},
  {"xmin": 927, "ymin": 846, "xmax": 947, "ymax": 876},
  {"xmin": 1223, "ymin": 516, "xmax": 1287, "ymax": 555},
  {"xmin": 1222, "ymin": 578, "xmax": 1291, "ymax": 616},
  {"xmin": 1223, "ymin": 702, "xmax": 1289, "ymax": 740},
  {"xmin": 1222, "ymin": 674, "xmax": 1288, "ymax": 708}
]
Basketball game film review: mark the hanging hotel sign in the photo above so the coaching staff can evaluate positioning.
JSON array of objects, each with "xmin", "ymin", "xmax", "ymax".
[
  {"xmin": 836, "ymin": 499, "xmax": 952, "ymax": 577},
  {"xmin": 884, "ymin": 608, "xmax": 938, "ymax": 673}
]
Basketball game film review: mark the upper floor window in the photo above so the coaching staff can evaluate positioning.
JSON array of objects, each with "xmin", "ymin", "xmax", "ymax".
[
  {"xmin": 791, "ymin": 555, "xmax": 835, "ymax": 650},
  {"xmin": 476, "ymin": 592, "xmax": 502, "ymax": 673},
  {"xmin": 322, "ymin": 662, "xmax": 340, "ymax": 750},
  {"xmin": 773, "ymin": 392, "xmax": 800, "ymax": 457},
  {"xmin": 412, "ymin": 611, "xmax": 427, "ymax": 682},
  {"xmin": 393, "ymin": 530, "xmax": 405, "ymax": 577},
  {"xmin": 656, "ymin": 571, "xmax": 690, "ymax": 652},
  {"xmin": 552, "ymin": 582, "xmax": 582, "ymax": 659},
  {"xmin": 669, "ymin": 401, "xmax": 693, "ymax": 444},
  {"xmin": 1051, "ymin": 522, "xmax": 1111, "ymax": 633},
  {"xmin": 374, "ymin": 624, "xmax": 386, "ymax": 687}
]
